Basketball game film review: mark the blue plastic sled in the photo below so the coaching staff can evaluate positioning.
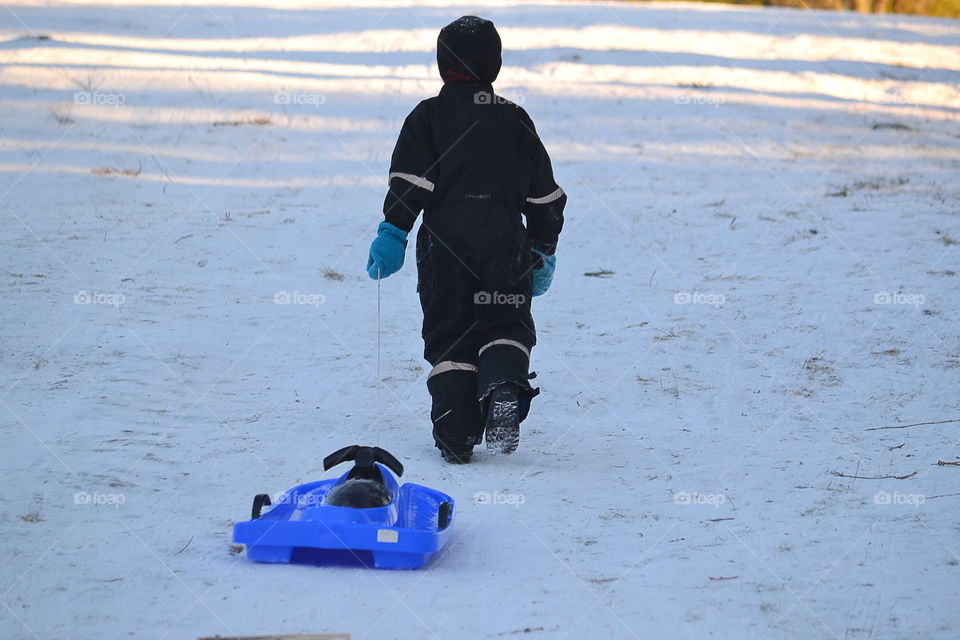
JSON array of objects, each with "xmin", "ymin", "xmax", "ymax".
[{"xmin": 233, "ymin": 445, "xmax": 454, "ymax": 570}]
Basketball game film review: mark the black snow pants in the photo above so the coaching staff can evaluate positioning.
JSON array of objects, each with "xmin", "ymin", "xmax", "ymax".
[{"xmin": 417, "ymin": 224, "xmax": 540, "ymax": 451}]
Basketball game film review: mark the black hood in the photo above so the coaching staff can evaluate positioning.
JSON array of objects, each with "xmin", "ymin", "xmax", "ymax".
[{"xmin": 437, "ymin": 16, "xmax": 502, "ymax": 84}]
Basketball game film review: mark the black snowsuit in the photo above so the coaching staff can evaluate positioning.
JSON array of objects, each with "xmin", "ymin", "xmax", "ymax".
[{"xmin": 381, "ymin": 31, "xmax": 565, "ymax": 453}]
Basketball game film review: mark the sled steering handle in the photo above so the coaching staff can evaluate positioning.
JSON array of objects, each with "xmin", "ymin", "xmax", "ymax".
[
  {"xmin": 251, "ymin": 493, "xmax": 272, "ymax": 520},
  {"xmin": 323, "ymin": 445, "xmax": 404, "ymax": 477}
]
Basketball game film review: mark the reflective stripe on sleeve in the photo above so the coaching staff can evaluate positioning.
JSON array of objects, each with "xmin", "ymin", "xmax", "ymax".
[
  {"xmin": 526, "ymin": 187, "xmax": 564, "ymax": 205},
  {"xmin": 389, "ymin": 172, "xmax": 435, "ymax": 192}
]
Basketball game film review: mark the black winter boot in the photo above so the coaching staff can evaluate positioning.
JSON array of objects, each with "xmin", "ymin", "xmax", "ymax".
[
  {"xmin": 427, "ymin": 366, "xmax": 483, "ymax": 464},
  {"xmin": 476, "ymin": 341, "xmax": 539, "ymax": 455},
  {"xmin": 439, "ymin": 443, "xmax": 474, "ymax": 464}
]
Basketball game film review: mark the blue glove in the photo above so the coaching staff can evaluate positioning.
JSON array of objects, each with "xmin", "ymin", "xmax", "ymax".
[
  {"xmin": 531, "ymin": 247, "xmax": 556, "ymax": 297},
  {"xmin": 366, "ymin": 222, "xmax": 408, "ymax": 279}
]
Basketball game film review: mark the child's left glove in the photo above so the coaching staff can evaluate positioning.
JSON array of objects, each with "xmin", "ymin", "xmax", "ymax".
[
  {"xmin": 366, "ymin": 222, "xmax": 408, "ymax": 280},
  {"xmin": 531, "ymin": 247, "xmax": 557, "ymax": 297}
]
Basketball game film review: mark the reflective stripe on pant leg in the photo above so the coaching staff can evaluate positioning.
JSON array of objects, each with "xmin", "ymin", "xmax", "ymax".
[
  {"xmin": 478, "ymin": 338, "xmax": 530, "ymax": 359},
  {"xmin": 427, "ymin": 361, "xmax": 483, "ymax": 448},
  {"xmin": 428, "ymin": 361, "xmax": 478, "ymax": 379}
]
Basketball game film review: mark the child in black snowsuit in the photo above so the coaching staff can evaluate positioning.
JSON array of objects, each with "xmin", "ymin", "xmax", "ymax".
[{"xmin": 366, "ymin": 16, "xmax": 566, "ymax": 463}]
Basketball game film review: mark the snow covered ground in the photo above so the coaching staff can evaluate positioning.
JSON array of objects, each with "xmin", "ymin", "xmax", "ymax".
[{"xmin": 2, "ymin": 0, "xmax": 960, "ymax": 638}]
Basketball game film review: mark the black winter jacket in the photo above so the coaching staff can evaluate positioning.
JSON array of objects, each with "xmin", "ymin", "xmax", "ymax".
[{"xmin": 382, "ymin": 83, "xmax": 566, "ymax": 271}]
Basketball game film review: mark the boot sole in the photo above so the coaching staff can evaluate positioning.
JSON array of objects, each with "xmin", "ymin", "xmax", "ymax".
[{"xmin": 485, "ymin": 391, "xmax": 520, "ymax": 455}]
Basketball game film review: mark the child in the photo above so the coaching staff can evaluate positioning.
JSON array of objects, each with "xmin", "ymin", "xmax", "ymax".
[{"xmin": 366, "ymin": 16, "xmax": 566, "ymax": 463}]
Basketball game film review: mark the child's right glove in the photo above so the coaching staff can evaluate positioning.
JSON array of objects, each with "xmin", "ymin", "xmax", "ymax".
[
  {"xmin": 366, "ymin": 222, "xmax": 408, "ymax": 279},
  {"xmin": 531, "ymin": 247, "xmax": 556, "ymax": 297}
]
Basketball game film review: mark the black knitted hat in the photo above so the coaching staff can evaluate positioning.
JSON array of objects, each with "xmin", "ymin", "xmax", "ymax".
[{"xmin": 437, "ymin": 16, "xmax": 502, "ymax": 84}]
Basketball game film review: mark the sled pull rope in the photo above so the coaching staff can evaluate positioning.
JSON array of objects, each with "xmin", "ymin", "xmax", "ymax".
[{"xmin": 376, "ymin": 266, "xmax": 381, "ymax": 446}]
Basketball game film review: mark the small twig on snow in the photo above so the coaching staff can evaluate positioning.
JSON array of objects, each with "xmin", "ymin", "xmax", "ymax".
[
  {"xmin": 832, "ymin": 471, "xmax": 917, "ymax": 480},
  {"xmin": 174, "ymin": 536, "xmax": 193, "ymax": 555},
  {"xmin": 866, "ymin": 418, "xmax": 960, "ymax": 432}
]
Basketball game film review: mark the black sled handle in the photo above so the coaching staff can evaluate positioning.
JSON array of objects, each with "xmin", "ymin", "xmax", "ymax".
[
  {"xmin": 438, "ymin": 501, "xmax": 453, "ymax": 530},
  {"xmin": 251, "ymin": 493, "xmax": 272, "ymax": 519},
  {"xmin": 323, "ymin": 445, "xmax": 404, "ymax": 477}
]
